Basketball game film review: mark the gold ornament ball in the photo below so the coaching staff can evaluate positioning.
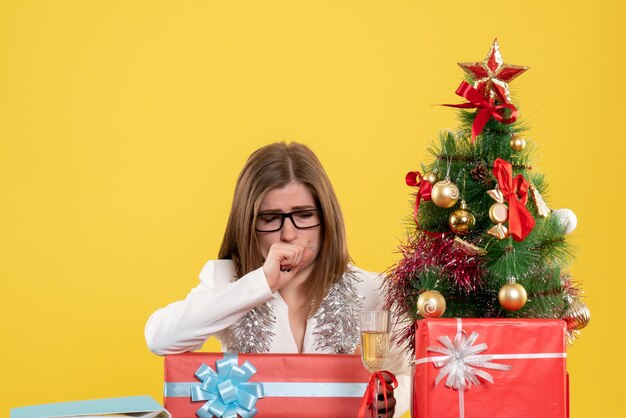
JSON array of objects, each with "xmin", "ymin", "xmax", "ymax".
[
  {"xmin": 510, "ymin": 136, "xmax": 527, "ymax": 151},
  {"xmin": 489, "ymin": 202, "xmax": 509, "ymax": 224},
  {"xmin": 431, "ymin": 179, "xmax": 460, "ymax": 208},
  {"xmin": 498, "ymin": 281, "xmax": 528, "ymax": 311},
  {"xmin": 563, "ymin": 300, "xmax": 591, "ymax": 330},
  {"xmin": 417, "ymin": 290, "xmax": 446, "ymax": 318},
  {"xmin": 422, "ymin": 171, "xmax": 438, "ymax": 185},
  {"xmin": 449, "ymin": 202, "xmax": 476, "ymax": 235}
]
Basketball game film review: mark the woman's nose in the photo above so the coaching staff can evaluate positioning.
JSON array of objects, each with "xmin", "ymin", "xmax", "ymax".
[{"xmin": 280, "ymin": 217, "xmax": 298, "ymax": 242}]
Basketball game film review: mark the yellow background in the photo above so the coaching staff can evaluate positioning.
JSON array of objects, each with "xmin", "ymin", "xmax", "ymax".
[{"xmin": 1, "ymin": 1, "xmax": 623, "ymax": 416}]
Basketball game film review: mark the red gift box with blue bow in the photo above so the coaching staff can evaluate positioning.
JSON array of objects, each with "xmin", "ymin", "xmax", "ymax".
[{"xmin": 164, "ymin": 352, "xmax": 371, "ymax": 418}]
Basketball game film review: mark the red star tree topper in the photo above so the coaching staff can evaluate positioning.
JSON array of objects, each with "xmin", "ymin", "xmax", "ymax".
[{"xmin": 458, "ymin": 39, "xmax": 529, "ymax": 104}]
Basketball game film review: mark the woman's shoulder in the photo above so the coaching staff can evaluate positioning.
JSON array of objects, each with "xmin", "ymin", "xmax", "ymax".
[
  {"xmin": 347, "ymin": 264, "xmax": 385, "ymax": 308},
  {"xmin": 198, "ymin": 259, "xmax": 239, "ymax": 285},
  {"xmin": 347, "ymin": 264, "xmax": 384, "ymax": 290},
  {"xmin": 347, "ymin": 264, "xmax": 380, "ymax": 281}
]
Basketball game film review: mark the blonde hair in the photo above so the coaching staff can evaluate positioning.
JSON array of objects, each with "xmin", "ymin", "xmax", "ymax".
[{"xmin": 218, "ymin": 142, "xmax": 350, "ymax": 316}]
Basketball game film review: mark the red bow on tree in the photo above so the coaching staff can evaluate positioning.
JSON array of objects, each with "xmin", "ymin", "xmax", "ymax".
[
  {"xmin": 493, "ymin": 158, "xmax": 535, "ymax": 241},
  {"xmin": 358, "ymin": 370, "xmax": 398, "ymax": 418},
  {"xmin": 444, "ymin": 81, "xmax": 518, "ymax": 143},
  {"xmin": 406, "ymin": 171, "xmax": 432, "ymax": 226}
]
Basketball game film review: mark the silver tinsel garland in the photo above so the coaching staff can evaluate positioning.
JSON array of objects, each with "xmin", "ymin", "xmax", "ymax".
[
  {"xmin": 227, "ymin": 270, "xmax": 363, "ymax": 353},
  {"xmin": 226, "ymin": 301, "xmax": 276, "ymax": 353},
  {"xmin": 312, "ymin": 270, "xmax": 363, "ymax": 354}
]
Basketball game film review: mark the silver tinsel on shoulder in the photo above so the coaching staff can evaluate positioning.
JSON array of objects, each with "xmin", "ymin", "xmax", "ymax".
[
  {"xmin": 226, "ymin": 270, "xmax": 363, "ymax": 354},
  {"xmin": 312, "ymin": 269, "xmax": 364, "ymax": 354},
  {"xmin": 226, "ymin": 301, "xmax": 276, "ymax": 353}
]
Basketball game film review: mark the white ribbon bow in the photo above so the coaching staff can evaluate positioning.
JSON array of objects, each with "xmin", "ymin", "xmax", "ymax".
[{"xmin": 427, "ymin": 330, "xmax": 511, "ymax": 390}]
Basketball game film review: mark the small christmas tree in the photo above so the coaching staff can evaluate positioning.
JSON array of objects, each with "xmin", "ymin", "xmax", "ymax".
[{"xmin": 384, "ymin": 39, "xmax": 590, "ymax": 356}]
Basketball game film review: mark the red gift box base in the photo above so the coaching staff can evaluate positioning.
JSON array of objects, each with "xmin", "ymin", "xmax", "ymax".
[
  {"xmin": 164, "ymin": 352, "xmax": 372, "ymax": 418},
  {"xmin": 412, "ymin": 318, "xmax": 568, "ymax": 418}
]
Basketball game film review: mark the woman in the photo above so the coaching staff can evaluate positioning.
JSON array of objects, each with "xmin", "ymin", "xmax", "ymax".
[{"xmin": 145, "ymin": 142, "xmax": 409, "ymax": 417}]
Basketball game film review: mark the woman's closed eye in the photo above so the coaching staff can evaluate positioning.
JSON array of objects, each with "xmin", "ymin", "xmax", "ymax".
[
  {"xmin": 293, "ymin": 210, "xmax": 316, "ymax": 220},
  {"xmin": 258, "ymin": 213, "xmax": 281, "ymax": 223}
]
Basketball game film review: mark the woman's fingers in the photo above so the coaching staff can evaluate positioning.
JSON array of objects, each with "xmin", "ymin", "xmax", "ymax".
[
  {"xmin": 276, "ymin": 244, "xmax": 304, "ymax": 271},
  {"xmin": 374, "ymin": 375, "xmax": 396, "ymax": 417},
  {"xmin": 278, "ymin": 243, "xmax": 315, "ymax": 271},
  {"xmin": 263, "ymin": 243, "xmax": 313, "ymax": 291},
  {"xmin": 374, "ymin": 394, "xmax": 396, "ymax": 417}
]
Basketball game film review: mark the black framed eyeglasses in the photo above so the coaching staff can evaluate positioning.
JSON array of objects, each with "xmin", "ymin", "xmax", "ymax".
[{"xmin": 255, "ymin": 209, "xmax": 322, "ymax": 232}]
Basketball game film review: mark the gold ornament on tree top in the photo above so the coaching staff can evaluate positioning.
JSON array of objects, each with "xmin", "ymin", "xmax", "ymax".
[
  {"xmin": 449, "ymin": 200, "xmax": 476, "ymax": 235},
  {"xmin": 431, "ymin": 178, "xmax": 460, "ymax": 208},
  {"xmin": 431, "ymin": 143, "xmax": 459, "ymax": 208},
  {"xmin": 422, "ymin": 171, "xmax": 438, "ymax": 185},
  {"xmin": 510, "ymin": 135, "xmax": 527, "ymax": 151}
]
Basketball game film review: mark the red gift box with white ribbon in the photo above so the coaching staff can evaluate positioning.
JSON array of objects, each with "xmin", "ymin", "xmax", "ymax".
[
  {"xmin": 413, "ymin": 318, "xmax": 568, "ymax": 418},
  {"xmin": 164, "ymin": 352, "xmax": 371, "ymax": 418}
]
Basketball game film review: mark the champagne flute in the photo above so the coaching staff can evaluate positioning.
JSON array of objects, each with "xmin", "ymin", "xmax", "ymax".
[{"xmin": 360, "ymin": 310, "xmax": 390, "ymax": 417}]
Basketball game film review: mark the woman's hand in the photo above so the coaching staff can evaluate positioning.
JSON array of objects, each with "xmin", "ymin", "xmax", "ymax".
[
  {"xmin": 262, "ymin": 243, "xmax": 314, "ymax": 292},
  {"xmin": 354, "ymin": 346, "xmax": 396, "ymax": 418},
  {"xmin": 373, "ymin": 373, "xmax": 396, "ymax": 418}
]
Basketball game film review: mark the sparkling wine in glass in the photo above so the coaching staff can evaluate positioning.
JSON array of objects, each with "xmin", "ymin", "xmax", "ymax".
[
  {"xmin": 360, "ymin": 310, "xmax": 391, "ymax": 417},
  {"xmin": 360, "ymin": 310, "xmax": 390, "ymax": 372}
]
